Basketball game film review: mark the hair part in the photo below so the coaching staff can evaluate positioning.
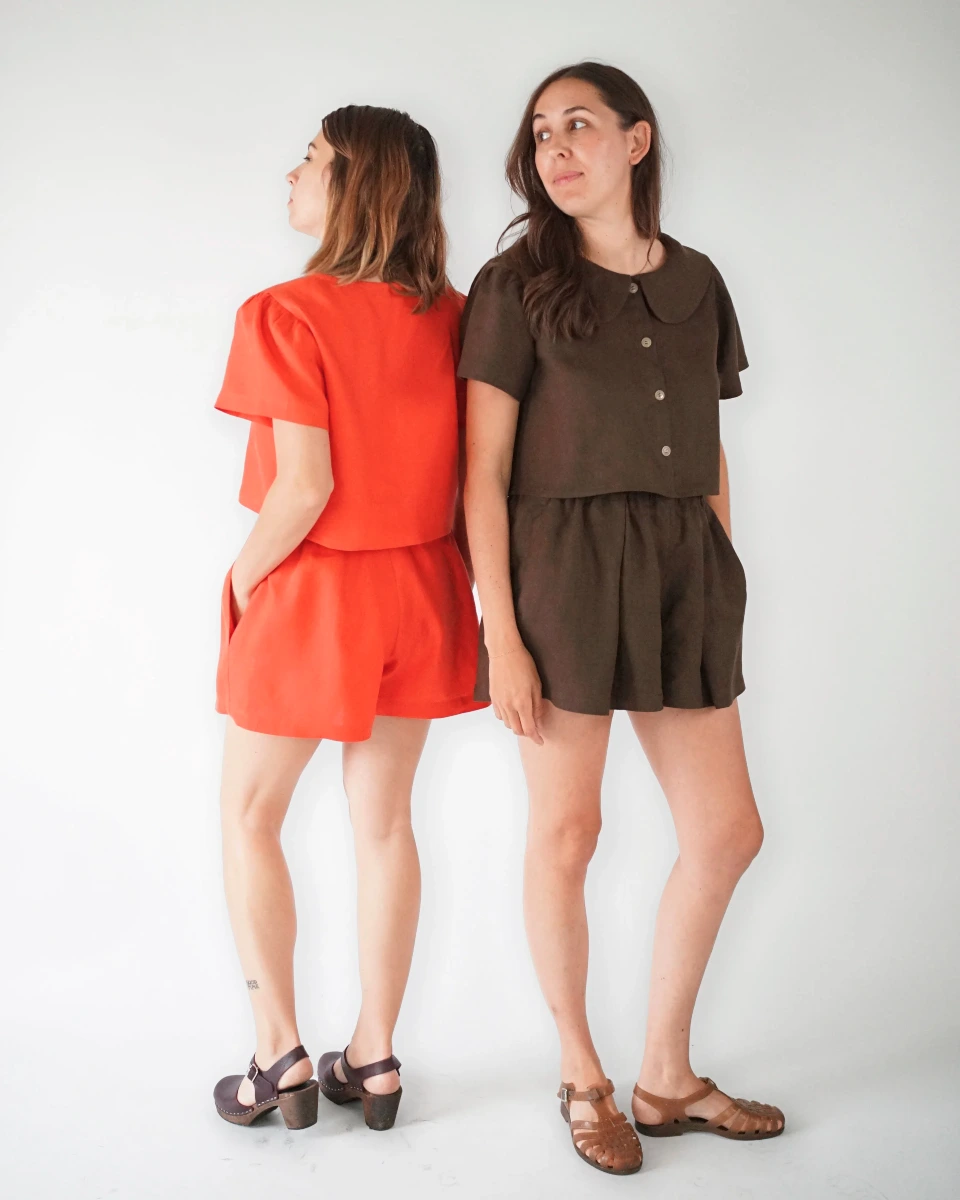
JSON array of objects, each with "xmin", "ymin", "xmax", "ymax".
[
  {"xmin": 304, "ymin": 104, "xmax": 450, "ymax": 312},
  {"xmin": 501, "ymin": 62, "xmax": 665, "ymax": 340}
]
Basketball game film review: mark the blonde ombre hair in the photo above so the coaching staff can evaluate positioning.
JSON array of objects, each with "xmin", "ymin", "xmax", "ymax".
[{"xmin": 305, "ymin": 104, "xmax": 450, "ymax": 312}]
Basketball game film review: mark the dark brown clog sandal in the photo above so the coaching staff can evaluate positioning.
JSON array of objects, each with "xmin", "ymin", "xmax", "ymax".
[
  {"xmin": 558, "ymin": 1079, "xmax": 643, "ymax": 1175},
  {"xmin": 633, "ymin": 1076, "xmax": 785, "ymax": 1139},
  {"xmin": 317, "ymin": 1045, "xmax": 402, "ymax": 1131},
  {"xmin": 213, "ymin": 1044, "xmax": 319, "ymax": 1128}
]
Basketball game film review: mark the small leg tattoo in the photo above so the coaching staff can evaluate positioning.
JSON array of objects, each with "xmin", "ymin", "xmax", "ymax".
[{"xmin": 246, "ymin": 979, "xmax": 259, "ymax": 990}]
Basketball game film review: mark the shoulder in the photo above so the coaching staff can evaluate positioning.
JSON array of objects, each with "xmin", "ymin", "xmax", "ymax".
[
  {"xmin": 467, "ymin": 240, "xmax": 534, "ymax": 291},
  {"xmin": 226, "ymin": 281, "xmax": 327, "ymax": 364},
  {"xmin": 232, "ymin": 277, "xmax": 327, "ymax": 325},
  {"xmin": 644, "ymin": 232, "xmax": 733, "ymax": 324},
  {"xmin": 460, "ymin": 246, "xmax": 533, "ymax": 328},
  {"xmin": 256, "ymin": 274, "xmax": 343, "ymax": 323},
  {"xmin": 666, "ymin": 234, "xmax": 739, "ymax": 298},
  {"xmin": 429, "ymin": 284, "xmax": 467, "ymax": 322}
]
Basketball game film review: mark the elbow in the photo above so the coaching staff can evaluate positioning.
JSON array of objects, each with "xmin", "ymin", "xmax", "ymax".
[
  {"xmin": 463, "ymin": 465, "xmax": 509, "ymax": 511},
  {"xmin": 283, "ymin": 476, "xmax": 333, "ymax": 517},
  {"xmin": 302, "ymin": 478, "xmax": 333, "ymax": 514}
]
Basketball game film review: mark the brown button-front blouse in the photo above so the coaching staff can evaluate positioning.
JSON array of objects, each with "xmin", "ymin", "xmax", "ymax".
[{"xmin": 457, "ymin": 231, "xmax": 749, "ymax": 498}]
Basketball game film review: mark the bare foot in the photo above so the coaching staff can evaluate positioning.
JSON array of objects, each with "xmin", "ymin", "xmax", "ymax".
[
  {"xmin": 632, "ymin": 1069, "xmax": 784, "ymax": 1134},
  {"xmin": 236, "ymin": 1048, "xmax": 313, "ymax": 1107}
]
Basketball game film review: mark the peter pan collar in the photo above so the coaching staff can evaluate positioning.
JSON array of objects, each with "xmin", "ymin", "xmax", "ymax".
[{"xmin": 582, "ymin": 231, "xmax": 714, "ymax": 324}]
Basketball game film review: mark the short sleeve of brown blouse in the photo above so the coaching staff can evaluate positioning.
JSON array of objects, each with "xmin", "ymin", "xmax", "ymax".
[
  {"xmin": 713, "ymin": 267, "xmax": 749, "ymax": 399},
  {"xmin": 457, "ymin": 261, "xmax": 535, "ymax": 402}
]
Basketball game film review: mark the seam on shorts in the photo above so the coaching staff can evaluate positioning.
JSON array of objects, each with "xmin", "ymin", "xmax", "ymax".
[{"xmin": 385, "ymin": 548, "xmax": 403, "ymax": 663}]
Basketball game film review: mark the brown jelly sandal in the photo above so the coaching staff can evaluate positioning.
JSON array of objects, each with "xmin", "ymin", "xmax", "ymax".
[
  {"xmin": 558, "ymin": 1079, "xmax": 643, "ymax": 1175},
  {"xmin": 213, "ymin": 1044, "xmax": 319, "ymax": 1128},
  {"xmin": 317, "ymin": 1045, "xmax": 402, "ymax": 1131},
  {"xmin": 633, "ymin": 1076, "xmax": 785, "ymax": 1139}
]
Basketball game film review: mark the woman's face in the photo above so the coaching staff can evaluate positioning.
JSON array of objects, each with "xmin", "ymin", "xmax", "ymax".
[
  {"xmin": 285, "ymin": 130, "xmax": 336, "ymax": 237},
  {"xmin": 532, "ymin": 80, "xmax": 649, "ymax": 221}
]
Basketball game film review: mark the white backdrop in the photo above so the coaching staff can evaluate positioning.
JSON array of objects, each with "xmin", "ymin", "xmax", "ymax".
[{"xmin": 2, "ymin": 2, "xmax": 958, "ymax": 1197}]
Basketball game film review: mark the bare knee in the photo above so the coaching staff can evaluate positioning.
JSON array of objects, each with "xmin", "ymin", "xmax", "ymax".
[
  {"xmin": 221, "ymin": 785, "xmax": 288, "ymax": 841},
  {"xmin": 530, "ymin": 809, "xmax": 602, "ymax": 874},
  {"xmin": 347, "ymin": 793, "xmax": 414, "ymax": 845},
  {"xmin": 696, "ymin": 812, "xmax": 764, "ymax": 879}
]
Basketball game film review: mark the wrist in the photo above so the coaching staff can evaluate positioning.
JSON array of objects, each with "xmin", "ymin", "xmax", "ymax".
[
  {"xmin": 485, "ymin": 630, "xmax": 525, "ymax": 659},
  {"xmin": 230, "ymin": 566, "xmax": 254, "ymax": 603}
]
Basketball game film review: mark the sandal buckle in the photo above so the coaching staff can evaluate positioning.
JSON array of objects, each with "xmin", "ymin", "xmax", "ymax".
[
  {"xmin": 558, "ymin": 1086, "xmax": 571, "ymax": 1103},
  {"xmin": 247, "ymin": 1062, "xmax": 259, "ymax": 1083}
]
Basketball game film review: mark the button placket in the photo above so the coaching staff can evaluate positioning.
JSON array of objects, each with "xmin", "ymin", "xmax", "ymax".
[
  {"xmin": 631, "ymin": 291, "xmax": 675, "ymax": 483},
  {"xmin": 638, "ymin": 323, "xmax": 664, "ymax": 401}
]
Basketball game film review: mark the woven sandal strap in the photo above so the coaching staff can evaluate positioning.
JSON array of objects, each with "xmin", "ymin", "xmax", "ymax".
[
  {"xmin": 632, "ymin": 1076, "xmax": 716, "ymax": 1122},
  {"xmin": 340, "ymin": 1045, "xmax": 402, "ymax": 1086},
  {"xmin": 710, "ymin": 1099, "xmax": 771, "ymax": 1133},
  {"xmin": 558, "ymin": 1078, "xmax": 615, "ymax": 1103},
  {"xmin": 569, "ymin": 1112, "xmax": 628, "ymax": 1132}
]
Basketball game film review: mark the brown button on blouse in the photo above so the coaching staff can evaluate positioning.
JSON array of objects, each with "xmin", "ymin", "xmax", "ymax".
[{"xmin": 457, "ymin": 231, "xmax": 749, "ymax": 498}]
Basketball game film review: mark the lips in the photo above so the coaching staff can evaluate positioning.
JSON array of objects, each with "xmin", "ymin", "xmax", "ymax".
[{"xmin": 553, "ymin": 171, "xmax": 583, "ymax": 186}]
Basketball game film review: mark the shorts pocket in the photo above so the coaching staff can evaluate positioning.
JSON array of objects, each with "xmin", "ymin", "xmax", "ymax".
[
  {"xmin": 703, "ymin": 502, "xmax": 747, "ymax": 600},
  {"xmin": 221, "ymin": 564, "xmax": 242, "ymax": 645},
  {"xmin": 216, "ymin": 564, "xmax": 240, "ymax": 712}
]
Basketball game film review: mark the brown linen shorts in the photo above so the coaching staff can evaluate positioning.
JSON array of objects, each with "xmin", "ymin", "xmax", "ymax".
[{"xmin": 475, "ymin": 491, "xmax": 747, "ymax": 716}]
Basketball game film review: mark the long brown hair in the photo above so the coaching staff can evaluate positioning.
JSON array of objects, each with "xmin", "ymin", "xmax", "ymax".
[
  {"xmin": 501, "ymin": 62, "xmax": 665, "ymax": 340},
  {"xmin": 305, "ymin": 105, "xmax": 449, "ymax": 312}
]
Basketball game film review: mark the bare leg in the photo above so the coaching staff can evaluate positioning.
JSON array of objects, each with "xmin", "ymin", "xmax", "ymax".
[
  {"xmin": 332, "ymin": 715, "xmax": 431, "ymax": 1096},
  {"xmin": 219, "ymin": 716, "xmax": 320, "ymax": 1103},
  {"xmin": 517, "ymin": 702, "xmax": 626, "ymax": 1144},
  {"xmin": 627, "ymin": 700, "xmax": 780, "ymax": 1129}
]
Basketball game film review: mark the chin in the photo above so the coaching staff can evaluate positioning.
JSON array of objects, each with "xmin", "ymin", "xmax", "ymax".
[{"xmin": 550, "ymin": 196, "xmax": 591, "ymax": 220}]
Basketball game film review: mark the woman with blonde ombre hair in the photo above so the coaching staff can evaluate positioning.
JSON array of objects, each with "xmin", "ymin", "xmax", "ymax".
[{"xmin": 211, "ymin": 105, "xmax": 486, "ymax": 1133}]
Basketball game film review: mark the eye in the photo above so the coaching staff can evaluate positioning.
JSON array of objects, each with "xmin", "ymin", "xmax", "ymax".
[
  {"xmin": 570, "ymin": 119, "xmax": 587, "ymax": 131},
  {"xmin": 534, "ymin": 128, "xmax": 549, "ymax": 143}
]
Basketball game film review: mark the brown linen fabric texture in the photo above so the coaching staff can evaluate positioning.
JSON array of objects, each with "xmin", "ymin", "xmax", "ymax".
[
  {"xmin": 457, "ymin": 231, "xmax": 748, "ymax": 498},
  {"xmin": 474, "ymin": 492, "xmax": 747, "ymax": 714},
  {"xmin": 460, "ymin": 231, "xmax": 750, "ymax": 715}
]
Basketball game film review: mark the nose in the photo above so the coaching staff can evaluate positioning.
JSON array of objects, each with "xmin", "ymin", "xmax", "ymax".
[{"xmin": 285, "ymin": 165, "xmax": 300, "ymax": 186}]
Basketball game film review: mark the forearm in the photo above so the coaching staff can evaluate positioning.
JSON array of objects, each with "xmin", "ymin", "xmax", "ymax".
[
  {"xmin": 453, "ymin": 495, "xmax": 474, "ymax": 586},
  {"xmin": 463, "ymin": 473, "xmax": 523, "ymax": 657},
  {"xmin": 231, "ymin": 477, "xmax": 331, "ymax": 599},
  {"xmin": 453, "ymin": 423, "xmax": 474, "ymax": 584}
]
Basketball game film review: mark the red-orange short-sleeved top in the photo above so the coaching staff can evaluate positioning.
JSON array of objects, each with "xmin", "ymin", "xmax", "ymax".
[{"xmin": 215, "ymin": 274, "xmax": 466, "ymax": 551}]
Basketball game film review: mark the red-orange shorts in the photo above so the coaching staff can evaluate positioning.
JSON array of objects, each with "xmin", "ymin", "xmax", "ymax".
[{"xmin": 215, "ymin": 533, "xmax": 488, "ymax": 740}]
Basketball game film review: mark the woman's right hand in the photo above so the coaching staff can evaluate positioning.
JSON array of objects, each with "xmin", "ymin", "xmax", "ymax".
[
  {"xmin": 488, "ymin": 643, "xmax": 545, "ymax": 744},
  {"xmin": 229, "ymin": 572, "xmax": 251, "ymax": 626}
]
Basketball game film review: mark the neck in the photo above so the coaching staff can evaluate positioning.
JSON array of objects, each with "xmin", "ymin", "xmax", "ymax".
[{"xmin": 577, "ymin": 207, "xmax": 662, "ymax": 275}]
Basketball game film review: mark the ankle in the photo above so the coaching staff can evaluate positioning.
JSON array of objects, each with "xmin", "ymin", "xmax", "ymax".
[
  {"xmin": 559, "ymin": 1050, "xmax": 606, "ymax": 1089},
  {"xmin": 254, "ymin": 1034, "xmax": 304, "ymax": 1067},
  {"xmin": 637, "ymin": 1059, "xmax": 699, "ymax": 1093},
  {"xmin": 346, "ymin": 1032, "xmax": 394, "ymax": 1066}
]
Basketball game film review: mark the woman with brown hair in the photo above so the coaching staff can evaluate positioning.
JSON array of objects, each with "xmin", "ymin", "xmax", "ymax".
[
  {"xmin": 460, "ymin": 63, "xmax": 784, "ymax": 1175},
  {"xmin": 211, "ymin": 105, "xmax": 485, "ymax": 1133}
]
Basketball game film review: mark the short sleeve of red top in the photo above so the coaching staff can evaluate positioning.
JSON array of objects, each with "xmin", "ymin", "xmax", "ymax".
[{"xmin": 215, "ymin": 277, "xmax": 466, "ymax": 551}]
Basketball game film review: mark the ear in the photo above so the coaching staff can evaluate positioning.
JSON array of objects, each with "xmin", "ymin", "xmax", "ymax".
[{"xmin": 626, "ymin": 119, "xmax": 651, "ymax": 167}]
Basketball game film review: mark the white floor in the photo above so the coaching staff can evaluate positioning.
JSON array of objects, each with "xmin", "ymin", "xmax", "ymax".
[{"xmin": 8, "ymin": 1034, "xmax": 957, "ymax": 1199}]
